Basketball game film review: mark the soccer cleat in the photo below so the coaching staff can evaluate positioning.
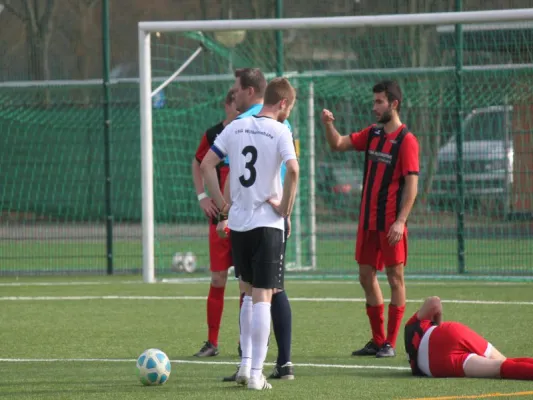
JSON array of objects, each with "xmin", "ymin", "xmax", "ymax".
[
  {"xmin": 376, "ymin": 342, "xmax": 396, "ymax": 358},
  {"xmin": 222, "ymin": 365, "xmax": 239, "ymax": 382},
  {"xmin": 235, "ymin": 365, "xmax": 250, "ymax": 386},
  {"xmin": 247, "ymin": 375, "xmax": 272, "ymax": 390},
  {"xmin": 352, "ymin": 340, "xmax": 380, "ymax": 356},
  {"xmin": 268, "ymin": 362, "xmax": 295, "ymax": 380},
  {"xmin": 193, "ymin": 341, "xmax": 219, "ymax": 357}
]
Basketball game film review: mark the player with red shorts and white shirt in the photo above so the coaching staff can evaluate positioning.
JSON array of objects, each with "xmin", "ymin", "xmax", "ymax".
[
  {"xmin": 322, "ymin": 80, "xmax": 419, "ymax": 358},
  {"xmin": 405, "ymin": 296, "xmax": 533, "ymax": 380}
]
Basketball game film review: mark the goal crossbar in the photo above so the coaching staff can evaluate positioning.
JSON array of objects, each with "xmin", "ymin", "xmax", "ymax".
[{"xmin": 139, "ymin": 8, "xmax": 533, "ymax": 33}]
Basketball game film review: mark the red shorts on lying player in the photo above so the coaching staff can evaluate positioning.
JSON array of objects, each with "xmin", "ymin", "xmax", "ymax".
[
  {"xmin": 208, "ymin": 223, "xmax": 232, "ymax": 272},
  {"xmin": 405, "ymin": 312, "xmax": 492, "ymax": 378},
  {"xmin": 355, "ymin": 227, "xmax": 408, "ymax": 271},
  {"xmin": 416, "ymin": 321, "xmax": 492, "ymax": 377}
]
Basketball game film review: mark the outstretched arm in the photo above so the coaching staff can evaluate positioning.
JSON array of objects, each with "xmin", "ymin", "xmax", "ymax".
[
  {"xmin": 321, "ymin": 109, "xmax": 355, "ymax": 152},
  {"xmin": 417, "ymin": 296, "xmax": 443, "ymax": 325}
]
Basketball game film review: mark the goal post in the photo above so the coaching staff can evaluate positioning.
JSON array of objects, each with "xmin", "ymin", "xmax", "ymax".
[{"xmin": 139, "ymin": 9, "xmax": 533, "ymax": 283}]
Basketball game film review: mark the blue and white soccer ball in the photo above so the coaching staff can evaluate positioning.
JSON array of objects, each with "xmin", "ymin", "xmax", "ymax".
[{"xmin": 136, "ymin": 348, "xmax": 171, "ymax": 386}]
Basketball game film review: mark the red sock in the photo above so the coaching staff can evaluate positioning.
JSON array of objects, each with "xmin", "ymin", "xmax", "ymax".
[
  {"xmin": 207, "ymin": 285, "xmax": 225, "ymax": 347},
  {"xmin": 500, "ymin": 359, "xmax": 533, "ymax": 380},
  {"xmin": 509, "ymin": 357, "xmax": 533, "ymax": 365},
  {"xmin": 386, "ymin": 304, "xmax": 405, "ymax": 348},
  {"xmin": 366, "ymin": 304, "xmax": 385, "ymax": 347}
]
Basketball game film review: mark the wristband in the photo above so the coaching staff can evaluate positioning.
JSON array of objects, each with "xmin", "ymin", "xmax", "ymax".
[
  {"xmin": 197, "ymin": 192, "xmax": 208, "ymax": 201},
  {"xmin": 217, "ymin": 212, "xmax": 228, "ymax": 221}
]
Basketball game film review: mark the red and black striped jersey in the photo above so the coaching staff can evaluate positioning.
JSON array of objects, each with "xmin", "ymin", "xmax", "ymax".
[
  {"xmin": 350, "ymin": 124, "xmax": 419, "ymax": 231},
  {"xmin": 404, "ymin": 313, "xmax": 436, "ymax": 376},
  {"xmin": 195, "ymin": 122, "xmax": 229, "ymax": 224}
]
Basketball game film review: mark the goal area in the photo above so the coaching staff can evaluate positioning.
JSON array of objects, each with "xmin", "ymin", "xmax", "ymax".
[{"xmin": 138, "ymin": 9, "xmax": 533, "ymax": 283}]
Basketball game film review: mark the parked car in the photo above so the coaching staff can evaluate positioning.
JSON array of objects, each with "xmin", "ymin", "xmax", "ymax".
[
  {"xmin": 316, "ymin": 161, "xmax": 363, "ymax": 214},
  {"xmin": 430, "ymin": 105, "xmax": 513, "ymax": 215}
]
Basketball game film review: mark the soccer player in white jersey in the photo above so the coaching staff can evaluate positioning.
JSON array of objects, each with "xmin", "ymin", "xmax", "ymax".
[
  {"xmin": 200, "ymin": 77, "xmax": 299, "ymax": 390},
  {"xmin": 223, "ymin": 68, "xmax": 296, "ymax": 382}
]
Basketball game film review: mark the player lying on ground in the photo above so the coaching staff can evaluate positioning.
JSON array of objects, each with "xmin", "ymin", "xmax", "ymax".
[
  {"xmin": 321, "ymin": 80, "xmax": 419, "ymax": 358},
  {"xmin": 405, "ymin": 296, "xmax": 533, "ymax": 379},
  {"xmin": 191, "ymin": 89, "xmax": 239, "ymax": 357}
]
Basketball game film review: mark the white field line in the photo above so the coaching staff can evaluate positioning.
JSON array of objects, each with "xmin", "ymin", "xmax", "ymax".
[
  {"xmin": 0, "ymin": 295, "xmax": 532, "ymax": 305},
  {"xmin": 0, "ymin": 357, "xmax": 410, "ymax": 371},
  {"xmin": 0, "ymin": 279, "xmax": 530, "ymax": 287}
]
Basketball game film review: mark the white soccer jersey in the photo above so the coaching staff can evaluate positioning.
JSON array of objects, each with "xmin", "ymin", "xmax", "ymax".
[{"xmin": 212, "ymin": 115, "xmax": 297, "ymax": 232}]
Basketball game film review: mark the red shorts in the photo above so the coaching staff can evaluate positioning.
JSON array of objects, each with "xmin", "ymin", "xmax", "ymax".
[
  {"xmin": 418, "ymin": 322, "xmax": 492, "ymax": 377},
  {"xmin": 209, "ymin": 224, "xmax": 232, "ymax": 272},
  {"xmin": 355, "ymin": 227, "xmax": 408, "ymax": 271}
]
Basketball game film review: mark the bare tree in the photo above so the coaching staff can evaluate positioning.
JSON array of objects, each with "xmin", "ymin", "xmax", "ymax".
[
  {"xmin": 63, "ymin": 0, "xmax": 98, "ymax": 80},
  {"xmin": 4, "ymin": 0, "xmax": 57, "ymax": 81},
  {"xmin": 400, "ymin": 0, "xmax": 455, "ymax": 205}
]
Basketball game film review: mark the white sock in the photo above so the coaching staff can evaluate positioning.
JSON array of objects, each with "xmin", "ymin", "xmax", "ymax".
[
  {"xmin": 251, "ymin": 302, "xmax": 271, "ymax": 379},
  {"xmin": 239, "ymin": 296, "xmax": 253, "ymax": 369}
]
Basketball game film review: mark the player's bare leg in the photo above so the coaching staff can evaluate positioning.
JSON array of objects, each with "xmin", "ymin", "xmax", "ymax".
[
  {"xmin": 376, "ymin": 264, "xmax": 406, "ymax": 358},
  {"xmin": 247, "ymin": 287, "xmax": 274, "ymax": 390},
  {"xmin": 353, "ymin": 264, "xmax": 386, "ymax": 356},
  {"xmin": 463, "ymin": 356, "xmax": 504, "ymax": 378},
  {"xmin": 488, "ymin": 347, "xmax": 506, "ymax": 361},
  {"xmin": 194, "ymin": 270, "xmax": 228, "ymax": 357},
  {"xmin": 470, "ymin": 345, "xmax": 533, "ymax": 379}
]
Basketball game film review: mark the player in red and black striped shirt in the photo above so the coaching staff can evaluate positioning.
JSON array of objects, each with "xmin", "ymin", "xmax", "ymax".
[
  {"xmin": 321, "ymin": 80, "xmax": 419, "ymax": 358},
  {"xmin": 191, "ymin": 89, "xmax": 239, "ymax": 357}
]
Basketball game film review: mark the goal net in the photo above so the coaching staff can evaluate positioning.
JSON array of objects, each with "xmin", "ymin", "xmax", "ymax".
[{"xmin": 139, "ymin": 10, "xmax": 533, "ymax": 283}]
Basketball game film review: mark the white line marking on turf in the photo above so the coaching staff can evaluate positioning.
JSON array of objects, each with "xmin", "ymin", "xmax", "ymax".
[
  {"xmin": 0, "ymin": 280, "xmax": 530, "ymax": 287},
  {"xmin": 0, "ymin": 281, "xmax": 141, "ymax": 287},
  {"xmin": 0, "ymin": 358, "xmax": 410, "ymax": 371},
  {"xmin": 0, "ymin": 295, "xmax": 532, "ymax": 305}
]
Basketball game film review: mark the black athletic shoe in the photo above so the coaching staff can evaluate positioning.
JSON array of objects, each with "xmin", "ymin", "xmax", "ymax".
[
  {"xmin": 352, "ymin": 340, "xmax": 380, "ymax": 356},
  {"xmin": 376, "ymin": 342, "xmax": 396, "ymax": 358},
  {"xmin": 222, "ymin": 365, "xmax": 239, "ymax": 382},
  {"xmin": 193, "ymin": 341, "xmax": 219, "ymax": 357},
  {"xmin": 268, "ymin": 362, "xmax": 295, "ymax": 380}
]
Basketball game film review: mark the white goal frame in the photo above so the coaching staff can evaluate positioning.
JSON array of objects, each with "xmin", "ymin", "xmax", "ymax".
[{"xmin": 139, "ymin": 8, "xmax": 533, "ymax": 283}]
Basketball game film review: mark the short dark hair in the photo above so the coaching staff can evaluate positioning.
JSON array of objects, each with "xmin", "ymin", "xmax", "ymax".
[
  {"xmin": 264, "ymin": 77, "xmax": 296, "ymax": 106},
  {"xmin": 234, "ymin": 68, "xmax": 267, "ymax": 98},
  {"xmin": 224, "ymin": 88, "xmax": 235, "ymax": 105},
  {"xmin": 373, "ymin": 80, "xmax": 402, "ymax": 113}
]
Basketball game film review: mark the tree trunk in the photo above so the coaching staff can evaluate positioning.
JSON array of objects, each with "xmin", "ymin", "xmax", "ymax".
[
  {"xmin": 26, "ymin": 26, "xmax": 45, "ymax": 81},
  {"xmin": 419, "ymin": 0, "xmax": 455, "ymax": 204},
  {"xmin": 22, "ymin": 0, "xmax": 57, "ymax": 105}
]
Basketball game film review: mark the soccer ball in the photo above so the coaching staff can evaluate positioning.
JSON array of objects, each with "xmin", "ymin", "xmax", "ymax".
[
  {"xmin": 182, "ymin": 252, "xmax": 197, "ymax": 273},
  {"xmin": 171, "ymin": 252, "xmax": 197, "ymax": 273},
  {"xmin": 136, "ymin": 348, "xmax": 171, "ymax": 386},
  {"xmin": 171, "ymin": 252, "xmax": 183, "ymax": 272}
]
